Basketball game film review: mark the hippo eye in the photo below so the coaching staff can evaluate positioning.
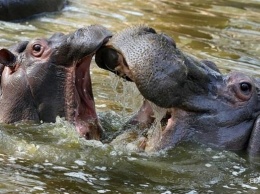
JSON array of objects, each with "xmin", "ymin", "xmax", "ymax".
[
  {"xmin": 240, "ymin": 82, "xmax": 252, "ymax": 94},
  {"xmin": 32, "ymin": 43, "xmax": 44, "ymax": 57},
  {"xmin": 32, "ymin": 44, "xmax": 42, "ymax": 52}
]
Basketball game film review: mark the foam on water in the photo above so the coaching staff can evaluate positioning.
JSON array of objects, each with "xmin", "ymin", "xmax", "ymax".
[{"xmin": 0, "ymin": 117, "xmax": 112, "ymax": 163}]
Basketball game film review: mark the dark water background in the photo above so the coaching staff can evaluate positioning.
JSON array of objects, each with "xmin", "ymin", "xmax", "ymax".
[{"xmin": 0, "ymin": 0, "xmax": 260, "ymax": 193}]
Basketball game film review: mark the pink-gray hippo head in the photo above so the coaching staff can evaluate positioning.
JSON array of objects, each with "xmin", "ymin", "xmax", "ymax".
[
  {"xmin": 95, "ymin": 25, "xmax": 260, "ymax": 157},
  {"xmin": 0, "ymin": 25, "xmax": 112, "ymax": 140}
]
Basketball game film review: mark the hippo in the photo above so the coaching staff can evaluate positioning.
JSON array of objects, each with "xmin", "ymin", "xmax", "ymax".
[
  {"xmin": 0, "ymin": 24, "xmax": 112, "ymax": 140},
  {"xmin": 0, "ymin": 0, "xmax": 67, "ymax": 21},
  {"xmin": 95, "ymin": 25, "xmax": 260, "ymax": 156}
]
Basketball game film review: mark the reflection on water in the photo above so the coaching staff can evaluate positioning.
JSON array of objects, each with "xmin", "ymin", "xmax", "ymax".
[{"xmin": 0, "ymin": 0, "xmax": 260, "ymax": 193}]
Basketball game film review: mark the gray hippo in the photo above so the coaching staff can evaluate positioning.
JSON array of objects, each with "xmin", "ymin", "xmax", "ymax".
[
  {"xmin": 0, "ymin": 24, "xmax": 112, "ymax": 140},
  {"xmin": 0, "ymin": 0, "xmax": 67, "ymax": 21},
  {"xmin": 95, "ymin": 25, "xmax": 260, "ymax": 156}
]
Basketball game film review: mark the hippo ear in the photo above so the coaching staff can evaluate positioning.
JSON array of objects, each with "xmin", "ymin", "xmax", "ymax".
[
  {"xmin": 248, "ymin": 115, "xmax": 260, "ymax": 158},
  {"xmin": 0, "ymin": 49, "xmax": 16, "ymax": 67}
]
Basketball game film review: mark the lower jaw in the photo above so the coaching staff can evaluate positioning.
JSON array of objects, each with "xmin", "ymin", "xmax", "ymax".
[
  {"xmin": 66, "ymin": 55, "xmax": 103, "ymax": 140},
  {"xmin": 75, "ymin": 116, "xmax": 102, "ymax": 140},
  {"xmin": 110, "ymin": 106, "xmax": 174, "ymax": 152},
  {"xmin": 144, "ymin": 114, "xmax": 175, "ymax": 152}
]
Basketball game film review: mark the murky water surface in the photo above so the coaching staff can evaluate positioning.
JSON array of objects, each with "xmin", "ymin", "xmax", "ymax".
[{"xmin": 0, "ymin": 0, "xmax": 260, "ymax": 193}]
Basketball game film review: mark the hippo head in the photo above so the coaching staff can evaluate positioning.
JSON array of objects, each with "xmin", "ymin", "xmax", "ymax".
[
  {"xmin": 0, "ymin": 25, "xmax": 112, "ymax": 140},
  {"xmin": 95, "ymin": 25, "xmax": 260, "ymax": 155}
]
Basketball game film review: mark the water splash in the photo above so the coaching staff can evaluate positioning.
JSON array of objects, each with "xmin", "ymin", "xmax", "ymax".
[
  {"xmin": 109, "ymin": 72, "xmax": 142, "ymax": 116},
  {"xmin": 145, "ymin": 102, "xmax": 167, "ymax": 152}
]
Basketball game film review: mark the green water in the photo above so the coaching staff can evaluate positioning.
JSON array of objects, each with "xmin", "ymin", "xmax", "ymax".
[{"xmin": 0, "ymin": 0, "xmax": 260, "ymax": 193}]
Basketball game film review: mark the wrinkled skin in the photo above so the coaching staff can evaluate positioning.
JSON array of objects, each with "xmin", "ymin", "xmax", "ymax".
[
  {"xmin": 0, "ymin": 0, "xmax": 67, "ymax": 21},
  {"xmin": 95, "ymin": 25, "xmax": 260, "ymax": 156},
  {"xmin": 0, "ymin": 24, "xmax": 112, "ymax": 140}
]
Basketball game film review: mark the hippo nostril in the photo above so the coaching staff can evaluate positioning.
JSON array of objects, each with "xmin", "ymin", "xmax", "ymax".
[
  {"xmin": 161, "ymin": 33, "xmax": 176, "ymax": 48},
  {"xmin": 143, "ymin": 26, "xmax": 157, "ymax": 34},
  {"xmin": 240, "ymin": 82, "xmax": 252, "ymax": 94}
]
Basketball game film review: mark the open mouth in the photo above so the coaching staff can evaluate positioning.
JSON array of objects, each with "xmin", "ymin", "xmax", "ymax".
[
  {"xmin": 70, "ymin": 34, "xmax": 112, "ymax": 140},
  {"xmin": 72, "ymin": 54, "xmax": 102, "ymax": 140},
  {"xmin": 142, "ymin": 106, "xmax": 176, "ymax": 151}
]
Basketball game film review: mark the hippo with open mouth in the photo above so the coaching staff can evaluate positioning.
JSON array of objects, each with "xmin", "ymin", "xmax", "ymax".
[
  {"xmin": 0, "ymin": 25, "xmax": 112, "ymax": 140},
  {"xmin": 95, "ymin": 25, "xmax": 260, "ymax": 156}
]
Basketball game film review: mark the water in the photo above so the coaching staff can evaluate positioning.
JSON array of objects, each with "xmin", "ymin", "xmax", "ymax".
[{"xmin": 0, "ymin": 0, "xmax": 260, "ymax": 193}]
